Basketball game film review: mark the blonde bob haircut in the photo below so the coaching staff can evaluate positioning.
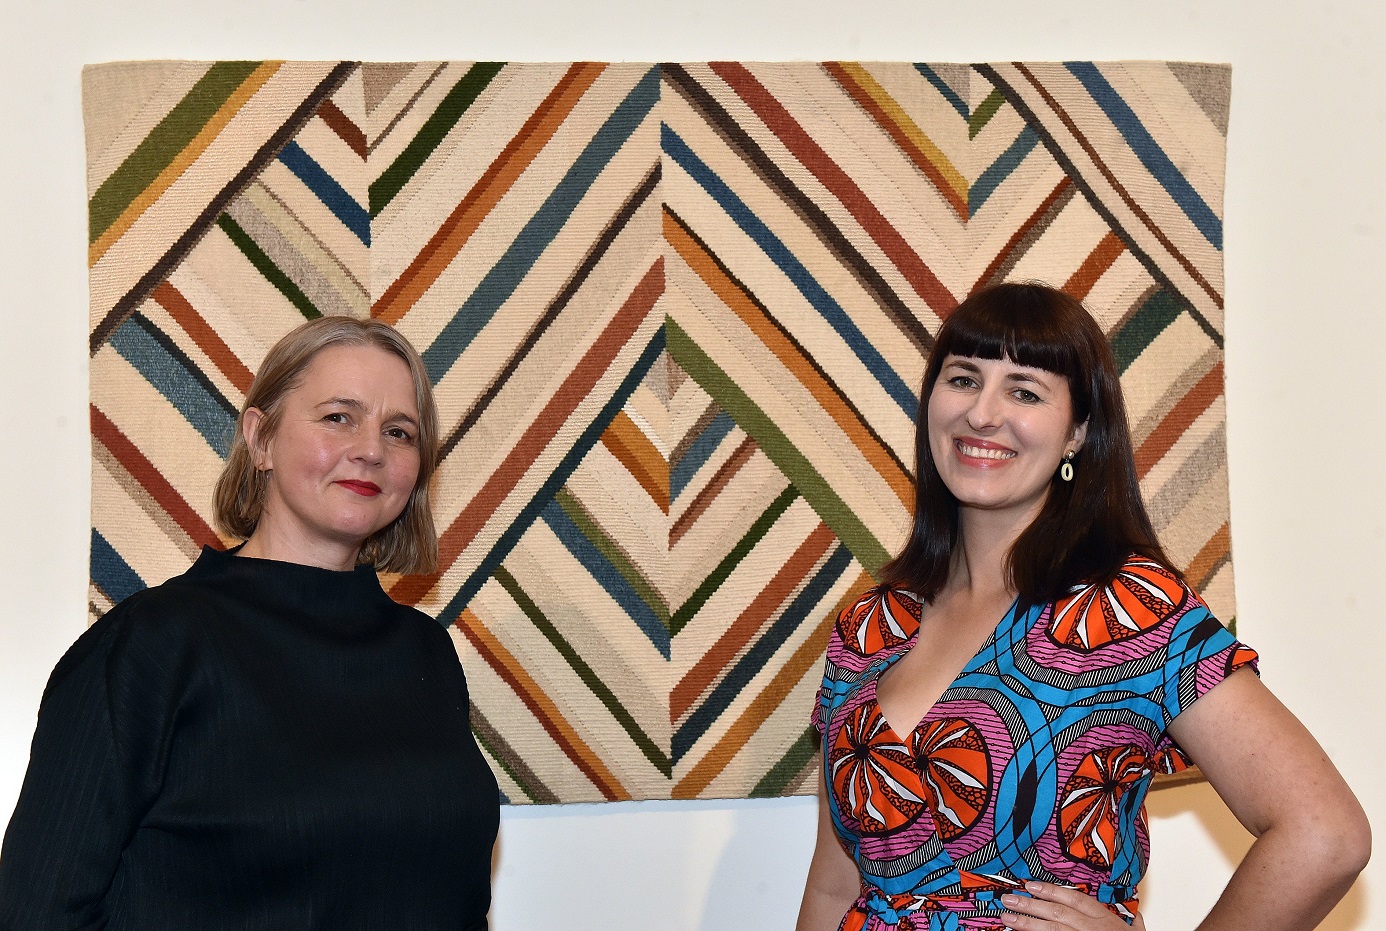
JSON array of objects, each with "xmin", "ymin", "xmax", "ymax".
[{"xmin": 213, "ymin": 315, "xmax": 440, "ymax": 575}]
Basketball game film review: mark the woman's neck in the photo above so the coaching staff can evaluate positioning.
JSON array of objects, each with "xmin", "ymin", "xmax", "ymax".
[
  {"xmin": 238, "ymin": 521, "xmax": 362, "ymax": 572},
  {"xmin": 949, "ymin": 501, "xmax": 1043, "ymax": 601}
]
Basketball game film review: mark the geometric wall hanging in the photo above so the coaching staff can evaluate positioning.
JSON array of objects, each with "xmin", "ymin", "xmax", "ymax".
[{"xmin": 84, "ymin": 60, "xmax": 1233, "ymax": 802}]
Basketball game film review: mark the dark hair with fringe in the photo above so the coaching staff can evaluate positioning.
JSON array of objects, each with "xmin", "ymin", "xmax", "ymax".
[
  {"xmin": 213, "ymin": 316, "xmax": 440, "ymax": 575},
  {"xmin": 881, "ymin": 281, "xmax": 1174, "ymax": 608}
]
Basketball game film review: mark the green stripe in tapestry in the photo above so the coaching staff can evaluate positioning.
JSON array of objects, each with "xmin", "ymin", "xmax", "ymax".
[
  {"xmin": 751, "ymin": 726, "xmax": 820, "ymax": 797},
  {"xmin": 89, "ymin": 61, "xmax": 265, "ymax": 244},
  {"xmin": 1111, "ymin": 288, "xmax": 1186, "ymax": 373},
  {"xmin": 215, "ymin": 214, "xmax": 320, "ymax": 320},
  {"xmin": 554, "ymin": 488, "xmax": 670, "ymax": 630},
  {"xmin": 667, "ymin": 318, "xmax": 890, "ymax": 575},
  {"xmin": 670, "ymin": 486, "xmax": 799, "ymax": 637},
  {"xmin": 494, "ymin": 566, "xmax": 672, "ymax": 776},
  {"xmin": 369, "ymin": 61, "xmax": 507, "ymax": 216}
]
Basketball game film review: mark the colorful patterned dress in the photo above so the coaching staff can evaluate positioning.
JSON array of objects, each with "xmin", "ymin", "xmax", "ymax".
[{"xmin": 812, "ymin": 557, "xmax": 1257, "ymax": 931}]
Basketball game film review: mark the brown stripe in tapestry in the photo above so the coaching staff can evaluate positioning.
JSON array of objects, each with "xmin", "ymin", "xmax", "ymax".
[
  {"xmin": 1063, "ymin": 230, "xmax": 1126, "ymax": 301},
  {"xmin": 669, "ymin": 401, "xmax": 723, "ymax": 472},
  {"xmin": 150, "ymin": 282, "xmax": 255, "ymax": 394},
  {"xmin": 976, "ymin": 63, "xmax": 1223, "ymax": 348},
  {"xmin": 711, "ymin": 62, "xmax": 958, "ymax": 320},
  {"xmin": 602, "ymin": 411, "xmax": 671, "ymax": 513},
  {"xmin": 1186, "ymin": 522, "xmax": 1231, "ymax": 594},
  {"xmin": 373, "ymin": 62, "xmax": 606, "ymax": 325},
  {"xmin": 974, "ymin": 178, "xmax": 1075, "ymax": 292},
  {"xmin": 437, "ymin": 161, "xmax": 661, "ymax": 461},
  {"xmin": 469, "ymin": 704, "xmax": 561, "ymax": 805},
  {"xmin": 92, "ymin": 440, "xmax": 202, "ymax": 562},
  {"xmin": 1135, "ymin": 362, "xmax": 1223, "ymax": 479},
  {"xmin": 315, "ymin": 99, "xmax": 367, "ymax": 159},
  {"xmin": 91, "ymin": 404, "xmax": 220, "ymax": 548},
  {"xmin": 90, "ymin": 61, "xmax": 359, "ymax": 355},
  {"xmin": 671, "ymin": 436, "xmax": 759, "ymax": 546},
  {"xmin": 663, "ymin": 64, "xmax": 937, "ymax": 354}
]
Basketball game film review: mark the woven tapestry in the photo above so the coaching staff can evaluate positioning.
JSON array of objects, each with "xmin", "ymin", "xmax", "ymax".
[{"xmin": 84, "ymin": 61, "xmax": 1234, "ymax": 803}]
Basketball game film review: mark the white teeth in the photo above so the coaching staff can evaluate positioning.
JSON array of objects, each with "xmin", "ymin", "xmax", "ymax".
[{"xmin": 958, "ymin": 443, "xmax": 1015, "ymax": 460}]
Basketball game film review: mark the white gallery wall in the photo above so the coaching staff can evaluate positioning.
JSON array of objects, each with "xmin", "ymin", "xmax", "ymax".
[{"xmin": 1, "ymin": 1, "xmax": 1380, "ymax": 928}]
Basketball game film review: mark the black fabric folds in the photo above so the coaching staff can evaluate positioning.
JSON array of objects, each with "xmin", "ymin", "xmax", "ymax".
[{"xmin": 0, "ymin": 546, "xmax": 499, "ymax": 930}]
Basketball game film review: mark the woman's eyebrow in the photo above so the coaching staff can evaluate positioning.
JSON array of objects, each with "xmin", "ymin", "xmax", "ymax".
[
  {"xmin": 943, "ymin": 359, "xmax": 982, "ymax": 372},
  {"xmin": 318, "ymin": 397, "xmax": 366, "ymax": 410},
  {"xmin": 318, "ymin": 398, "xmax": 419, "ymax": 426}
]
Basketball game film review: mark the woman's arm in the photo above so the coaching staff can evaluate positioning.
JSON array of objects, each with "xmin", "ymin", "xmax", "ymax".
[
  {"xmin": 0, "ymin": 603, "xmax": 185, "ymax": 928},
  {"xmin": 796, "ymin": 780, "xmax": 861, "ymax": 931},
  {"xmin": 998, "ymin": 667, "xmax": 1368, "ymax": 931},
  {"xmin": 1162, "ymin": 666, "xmax": 1370, "ymax": 930},
  {"xmin": 0, "ymin": 624, "xmax": 132, "ymax": 927}
]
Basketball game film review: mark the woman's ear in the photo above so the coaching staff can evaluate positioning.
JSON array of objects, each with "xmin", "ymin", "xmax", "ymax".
[
  {"xmin": 1069, "ymin": 418, "xmax": 1090, "ymax": 453},
  {"xmin": 242, "ymin": 408, "xmax": 271, "ymax": 470}
]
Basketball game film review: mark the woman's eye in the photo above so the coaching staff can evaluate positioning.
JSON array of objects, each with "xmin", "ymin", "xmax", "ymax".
[
  {"xmin": 386, "ymin": 427, "xmax": 416, "ymax": 443},
  {"xmin": 1013, "ymin": 389, "xmax": 1040, "ymax": 403},
  {"xmin": 324, "ymin": 412, "xmax": 348, "ymax": 424},
  {"xmin": 947, "ymin": 375, "xmax": 977, "ymax": 389}
]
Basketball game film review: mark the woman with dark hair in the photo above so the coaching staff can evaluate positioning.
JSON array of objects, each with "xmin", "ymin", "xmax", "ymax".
[
  {"xmin": 0, "ymin": 316, "xmax": 499, "ymax": 930},
  {"xmin": 796, "ymin": 283, "xmax": 1368, "ymax": 931}
]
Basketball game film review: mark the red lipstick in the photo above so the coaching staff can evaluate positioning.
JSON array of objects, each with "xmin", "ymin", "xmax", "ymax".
[{"xmin": 337, "ymin": 480, "xmax": 382, "ymax": 497}]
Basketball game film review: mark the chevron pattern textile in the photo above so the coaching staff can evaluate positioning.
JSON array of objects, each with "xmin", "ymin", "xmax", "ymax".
[{"xmin": 84, "ymin": 60, "xmax": 1235, "ymax": 803}]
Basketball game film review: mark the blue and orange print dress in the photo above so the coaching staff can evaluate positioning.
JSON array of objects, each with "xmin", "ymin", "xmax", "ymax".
[{"xmin": 812, "ymin": 557, "xmax": 1258, "ymax": 930}]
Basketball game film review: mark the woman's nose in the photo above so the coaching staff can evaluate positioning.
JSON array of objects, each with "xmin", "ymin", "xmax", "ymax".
[
  {"xmin": 965, "ymin": 386, "xmax": 1004, "ymax": 429},
  {"xmin": 352, "ymin": 428, "xmax": 385, "ymax": 464}
]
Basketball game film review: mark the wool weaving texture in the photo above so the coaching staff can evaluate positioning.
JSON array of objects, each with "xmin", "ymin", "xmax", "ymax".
[{"xmin": 84, "ymin": 61, "xmax": 1235, "ymax": 803}]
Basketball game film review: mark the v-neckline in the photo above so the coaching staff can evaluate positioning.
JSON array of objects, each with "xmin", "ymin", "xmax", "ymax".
[{"xmin": 872, "ymin": 595, "xmax": 1020, "ymax": 741}]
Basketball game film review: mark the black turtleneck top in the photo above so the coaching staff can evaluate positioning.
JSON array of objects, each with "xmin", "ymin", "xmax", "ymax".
[{"xmin": 0, "ymin": 546, "xmax": 499, "ymax": 930}]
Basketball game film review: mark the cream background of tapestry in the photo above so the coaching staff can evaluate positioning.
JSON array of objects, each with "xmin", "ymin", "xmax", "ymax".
[{"xmin": 1, "ymin": 1, "xmax": 1381, "ymax": 930}]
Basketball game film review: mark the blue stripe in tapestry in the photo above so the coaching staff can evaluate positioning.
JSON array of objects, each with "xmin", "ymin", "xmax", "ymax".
[
  {"xmin": 1065, "ymin": 62, "xmax": 1223, "ymax": 250},
  {"xmin": 421, "ymin": 66, "xmax": 661, "ymax": 383}
]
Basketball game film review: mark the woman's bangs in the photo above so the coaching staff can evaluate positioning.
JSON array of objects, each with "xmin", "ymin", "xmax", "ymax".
[{"xmin": 939, "ymin": 307, "xmax": 1078, "ymax": 381}]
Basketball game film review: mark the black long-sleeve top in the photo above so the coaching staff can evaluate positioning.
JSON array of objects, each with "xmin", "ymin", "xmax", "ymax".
[{"xmin": 0, "ymin": 546, "xmax": 500, "ymax": 930}]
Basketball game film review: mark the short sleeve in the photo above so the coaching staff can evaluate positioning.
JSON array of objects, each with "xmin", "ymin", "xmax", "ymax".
[
  {"xmin": 810, "ymin": 609, "xmax": 844, "ymax": 737},
  {"xmin": 811, "ymin": 587, "xmax": 922, "ymax": 736},
  {"xmin": 0, "ymin": 596, "xmax": 197, "ymax": 928},
  {"xmin": 1152, "ymin": 587, "xmax": 1258, "ymax": 772}
]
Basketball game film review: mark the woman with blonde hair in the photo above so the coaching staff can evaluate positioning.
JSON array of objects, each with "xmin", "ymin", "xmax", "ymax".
[{"xmin": 0, "ymin": 316, "xmax": 499, "ymax": 930}]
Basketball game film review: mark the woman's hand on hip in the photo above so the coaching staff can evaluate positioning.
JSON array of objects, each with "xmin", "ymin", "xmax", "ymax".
[{"xmin": 1000, "ymin": 882, "xmax": 1146, "ymax": 930}]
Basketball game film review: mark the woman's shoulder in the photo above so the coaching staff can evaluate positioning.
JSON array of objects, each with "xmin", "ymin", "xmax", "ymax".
[
  {"xmin": 383, "ymin": 596, "xmax": 463, "ymax": 653},
  {"xmin": 829, "ymin": 585, "xmax": 924, "ymax": 661},
  {"xmin": 1046, "ymin": 553, "xmax": 1209, "ymax": 651},
  {"xmin": 98, "ymin": 564, "xmax": 217, "ymax": 634},
  {"xmin": 43, "ymin": 569, "xmax": 211, "ymax": 707}
]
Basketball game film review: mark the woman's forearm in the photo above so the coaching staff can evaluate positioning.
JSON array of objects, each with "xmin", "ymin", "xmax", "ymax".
[
  {"xmin": 795, "ymin": 882, "xmax": 856, "ymax": 931},
  {"xmin": 1163, "ymin": 668, "xmax": 1371, "ymax": 930},
  {"xmin": 1193, "ymin": 815, "xmax": 1370, "ymax": 931},
  {"xmin": 798, "ymin": 779, "xmax": 861, "ymax": 931}
]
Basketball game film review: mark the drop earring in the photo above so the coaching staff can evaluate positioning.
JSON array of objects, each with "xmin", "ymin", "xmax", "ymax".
[{"xmin": 1060, "ymin": 450, "xmax": 1075, "ymax": 482}]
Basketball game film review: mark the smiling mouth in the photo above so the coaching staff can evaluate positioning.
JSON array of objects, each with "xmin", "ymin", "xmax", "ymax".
[
  {"xmin": 956, "ymin": 441, "xmax": 1016, "ymax": 460},
  {"xmin": 337, "ymin": 480, "xmax": 383, "ymax": 496}
]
